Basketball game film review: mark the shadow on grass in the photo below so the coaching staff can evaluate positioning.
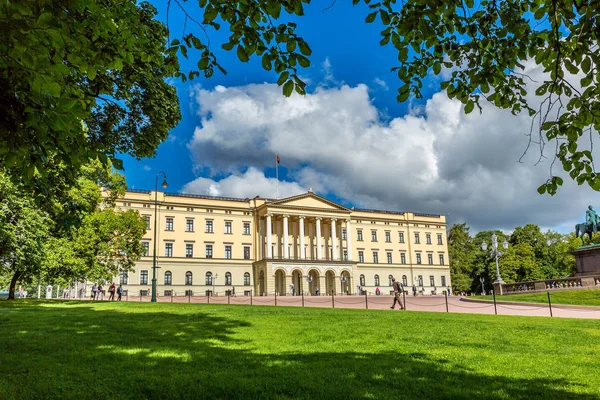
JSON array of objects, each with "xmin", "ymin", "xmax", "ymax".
[{"xmin": 0, "ymin": 301, "xmax": 596, "ymax": 400}]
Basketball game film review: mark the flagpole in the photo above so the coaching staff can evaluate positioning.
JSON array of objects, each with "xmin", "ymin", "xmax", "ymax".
[{"xmin": 276, "ymin": 154, "xmax": 279, "ymax": 199}]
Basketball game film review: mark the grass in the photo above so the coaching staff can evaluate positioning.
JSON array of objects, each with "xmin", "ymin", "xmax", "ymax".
[
  {"xmin": 1, "ymin": 301, "xmax": 599, "ymax": 399},
  {"xmin": 474, "ymin": 289, "xmax": 600, "ymax": 307}
]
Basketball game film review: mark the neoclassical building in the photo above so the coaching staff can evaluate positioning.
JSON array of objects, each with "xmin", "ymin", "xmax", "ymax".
[{"xmin": 114, "ymin": 189, "xmax": 451, "ymax": 296}]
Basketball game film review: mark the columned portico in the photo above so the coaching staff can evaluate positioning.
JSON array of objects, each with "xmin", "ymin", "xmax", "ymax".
[
  {"xmin": 283, "ymin": 215, "xmax": 289, "ymax": 259},
  {"xmin": 331, "ymin": 218, "xmax": 338, "ymax": 261},
  {"xmin": 266, "ymin": 214, "xmax": 273, "ymax": 258},
  {"xmin": 316, "ymin": 218, "xmax": 322, "ymax": 260},
  {"xmin": 346, "ymin": 219, "xmax": 352, "ymax": 261},
  {"xmin": 299, "ymin": 216, "xmax": 305, "ymax": 259}
]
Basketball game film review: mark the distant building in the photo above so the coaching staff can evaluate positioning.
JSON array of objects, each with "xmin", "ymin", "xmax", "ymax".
[{"xmin": 113, "ymin": 189, "xmax": 451, "ymax": 297}]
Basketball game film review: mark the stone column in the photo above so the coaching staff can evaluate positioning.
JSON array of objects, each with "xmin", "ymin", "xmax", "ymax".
[
  {"xmin": 299, "ymin": 216, "xmax": 305, "ymax": 259},
  {"xmin": 331, "ymin": 218, "xmax": 338, "ymax": 260},
  {"xmin": 276, "ymin": 217, "xmax": 282, "ymax": 258},
  {"xmin": 266, "ymin": 214, "xmax": 272, "ymax": 258},
  {"xmin": 259, "ymin": 220, "xmax": 264, "ymax": 260},
  {"xmin": 316, "ymin": 218, "xmax": 322, "ymax": 260},
  {"xmin": 283, "ymin": 215, "xmax": 289, "ymax": 259},
  {"xmin": 292, "ymin": 218, "xmax": 297, "ymax": 259},
  {"xmin": 346, "ymin": 219, "xmax": 353, "ymax": 261}
]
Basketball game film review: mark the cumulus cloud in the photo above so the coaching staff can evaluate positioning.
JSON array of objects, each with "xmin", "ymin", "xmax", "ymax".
[
  {"xmin": 185, "ymin": 63, "xmax": 600, "ymax": 232},
  {"xmin": 143, "ymin": 165, "xmax": 151, "ymax": 171},
  {"xmin": 373, "ymin": 77, "xmax": 388, "ymax": 90},
  {"xmin": 181, "ymin": 167, "xmax": 306, "ymax": 199}
]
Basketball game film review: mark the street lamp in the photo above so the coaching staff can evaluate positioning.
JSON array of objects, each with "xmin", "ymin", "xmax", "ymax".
[
  {"xmin": 481, "ymin": 233, "xmax": 508, "ymax": 286},
  {"xmin": 479, "ymin": 276, "xmax": 485, "ymax": 295},
  {"xmin": 212, "ymin": 273, "xmax": 218, "ymax": 295},
  {"xmin": 152, "ymin": 172, "xmax": 168, "ymax": 303},
  {"xmin": 340, "ymin": 274, "xmax": 347, "ymax": 295},
  {"xmin": 306, "ymin": 275, "xmax": 313, "ymax": 295}
]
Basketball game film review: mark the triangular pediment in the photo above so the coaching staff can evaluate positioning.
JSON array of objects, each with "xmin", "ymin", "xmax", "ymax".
[{"xmin": 270, "ymin": 192, "xmax": 349, "ymax": 211}]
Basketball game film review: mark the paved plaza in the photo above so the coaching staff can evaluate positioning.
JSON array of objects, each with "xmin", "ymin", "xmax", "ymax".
[{"xmin": 80, "ymin": 293, "xmax": 600, "ymax": 319}]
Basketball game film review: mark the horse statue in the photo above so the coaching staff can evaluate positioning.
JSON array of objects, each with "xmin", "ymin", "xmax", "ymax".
[{"xmin": 575, "ymin": 222, "xmax": 594, "ymax": 243}]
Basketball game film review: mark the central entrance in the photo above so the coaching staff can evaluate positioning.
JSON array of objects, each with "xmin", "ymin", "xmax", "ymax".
[
  {"xmin": 325, "ymin": 270, "xmax": 335, "ymax": 295},
  {"xmin": 308, "ymin": 269, "xmax": 320, "ymax": 295},
  {"xmin": 292, "ymin": 269, "xmax": 303, "ymax": 296}
]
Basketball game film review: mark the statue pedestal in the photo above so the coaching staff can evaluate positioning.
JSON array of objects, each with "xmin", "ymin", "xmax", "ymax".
[{"xmin": 574, "ymin": 245, "xmax": 600, "ymax": 276}]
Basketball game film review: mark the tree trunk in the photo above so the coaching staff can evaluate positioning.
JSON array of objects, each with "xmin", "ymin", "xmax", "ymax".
[{"xmin": 8, "ymin": 271, "xmax": 21, "ymax": 300}]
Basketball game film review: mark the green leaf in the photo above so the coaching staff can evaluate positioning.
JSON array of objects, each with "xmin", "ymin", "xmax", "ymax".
[
  {"xmin": 237, "ymin": 45, "xmax": 249, "ymax": 62},
  {"xmin": 277, "ymin": 71, "xmax": 289, "ymax": 86},
  {"xmin": 198, "ymin": 58, "xmax": 209, "ymax": 70},
  {"xmin": 297, "ymin": 55, "xmax": 310, "ymax": 68},
  {"xmin": 48, "ymin": 82, "xmax": 61, "ymax": 98},
  {"xmin": 222, "ymin": 42, "xmax": 235, "ymax": 51},
  {"xmin": 111, "ymin": 158, "xmax": 124, "ymax": 170},
  {"xmin": 261, "ymin": 54, "xmax": 272, "ymax": 71},
  {"xmin": 433, "ymin": 62, "xmax": 441, "ymax": 75},
  {"xmin": 365, "ymin": 12, "xmax": 377, "ymax": 23},
  {"xmin": 204, "ymin": 6, "xmax": 218, "ymax": 22},
  {"xmin": 37, "ymin": 12, "xmax": 52, "ymax": 26},
  {"xmin": 283, "ymin": 80, "xmax": 294, "ymax": 97},
  {"xmin": 537, "ymin": 184, "xmax": 546, "ymax": 194},
  {"xmin": 379, "ymin": 10, "xmax": 390, "ymax": 24},
  {"xmin": 464, "ymin": 100, "xmax": 474, "ymax": 114},
  {"xmin": 286, "ymin": 40, "xmax": 297, "ymax": 52},
  {"xmin": 298, "ymin": 41, "xmax": 312, "ymax": 56}
]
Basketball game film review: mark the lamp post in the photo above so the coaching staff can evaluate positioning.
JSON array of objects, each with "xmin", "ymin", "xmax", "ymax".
[
  {"xmin": 212, "ymin": 273, "xmax": 218, "ymax": 296},
  {"xmin": 152, "ymin": 172, "xmax": 168, "ymax": 303},
  {"xmin": 306, "ymin": 274, "xmax": 313, "ymax": 295},
  {"xmin": 481, "ymin": 233, "xmax": 508, "ymax": 295},
  {"xmin": 479, "ymin": 276, "xmax": 485, "ymax": 295},
  {"xmin": 340, "ymin": 274, "xmax": 347, "ymax": 295}
]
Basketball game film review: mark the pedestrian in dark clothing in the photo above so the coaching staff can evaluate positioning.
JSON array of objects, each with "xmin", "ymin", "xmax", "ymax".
[
  {"xmin": 117, "ymin": 285, "xmax": 123, "ymax": 301},
  {"xmin": 412, "ymin": 285, "xmax": 417, "ymax": 297},
  {"xmin": 390, "ymin": 277, "xmax": 404, "ymax": 310}
]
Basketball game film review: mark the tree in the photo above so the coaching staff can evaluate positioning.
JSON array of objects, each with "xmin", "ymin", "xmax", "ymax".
[
  {"xmin": 0, "ymin": 173, "xmax": 50, "ymax": 299},
  {"xmin": 73, "ymin": 209, "xmax": 147, "ymax": 282},
  {"xmin": 496, "ymin": 243, "xmax": 543, "ymax": 283},
  {"xmin": 1, "ymin": 1, "xmax": 181, "ymax": 189},
  {"xmin": 448, "ymin": 223, "xmax": 476, "ymax": 292}
]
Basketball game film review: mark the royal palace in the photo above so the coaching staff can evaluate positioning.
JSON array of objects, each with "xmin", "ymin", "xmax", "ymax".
[{"xmin": 113, "ymin": 189, "xmax": 451, "ymax": 296}]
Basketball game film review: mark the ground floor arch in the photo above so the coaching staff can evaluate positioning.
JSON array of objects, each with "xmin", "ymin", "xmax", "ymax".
[
  {"xmin": 291, "ymin": 269, "xmax": 303, "ymax": 295},
  {"xmin": 274, "ymin": 269, "xmax": 285, "ymax": 295},
  {"xmin": 341, "ymin": 270, "xmax": 351, "ymax": 295},
  {"xmin": 259, "ymin": 270, "xmax": 265, "ymax": 296},
  {"xmin": 325, "ymin": 270, "xmax": 335, "ymax": 295},
  {"xmin": 308, "ymin": 269, "xmax": 320, "ymax": 295}
]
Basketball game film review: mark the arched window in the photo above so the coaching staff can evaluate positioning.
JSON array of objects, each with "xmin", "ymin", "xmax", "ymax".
[
  {"xmin": 374, "ymin": 274, "xmax": 380, "ymax": 286},
  {"xmin": 205, "ymin": 271, "xmax": 213, "ymax": 285},
  {"xmin": 244, "ymin": 272, "xmax": 251, "ymax": 286},
  {"xmin": 402, "ymin": 275, "xmax": 408, "ymax": 286},
  {"xmin": 388, "ymin": 275, "xmax": 393, "ymax": 286},
  {"xmin": 359, "ymin": 274, "xmax": 365, "ymax": 286},
  {"xmin": 225, "ymin": 272, "xmax": 232, "ymax": 285},
  {"xmin": 185, "ymin": 271, "xmax": 192, "ymax": 285},
  {"xmin": 164, "ymin": 271, "xmax": 172, "ymax": 285}
]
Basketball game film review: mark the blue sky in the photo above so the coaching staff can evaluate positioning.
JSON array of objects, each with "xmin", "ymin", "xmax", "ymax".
[{"xmin": 120, "ymin": 1, "xmax": 600, "ymax": 233}]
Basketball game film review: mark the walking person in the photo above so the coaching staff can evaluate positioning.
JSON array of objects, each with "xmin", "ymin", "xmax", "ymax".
[
  {"xmin": 117, "ymin": 285, "xmax": 123, "ymax": 301},
  {"xmin": 390, "ymin": 277, "xmax": 405, "ymax": 310},
  {"xmin": 91, "ymin": 284, "xmax": 97, "ymax": 301},
  {"xmin": 412, "ymin": 285, "xmax": 417, "ymax": 297},
  {"xmin": 108, "ymin": 283, "xmax": 116, "ymax": 301},
  {"xmin": 97, "ymin": 284, "xmax": 103, "ymax": 300}
]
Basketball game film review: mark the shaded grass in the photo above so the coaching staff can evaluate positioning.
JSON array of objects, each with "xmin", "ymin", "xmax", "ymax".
[
  {"xmin": 0, "ymin": 300, "xmax": 599, "ymax": 399},
  {"xmin": 474, "ymin": 289, "xmax": 600, "ymax": 307}
]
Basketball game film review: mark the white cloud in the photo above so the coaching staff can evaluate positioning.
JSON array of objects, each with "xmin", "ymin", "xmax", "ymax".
[
  {"xmin": 181, "ymin": 167, "xmax": 306, "ymax": 199},
  {"xmin": 373, "ymin": 77, "xmax": 388, "ymax": 90},
  {"xmin": 143, "ymin": 165, "xmax": 151, "ymax": 171},
  {"xmin": 185, "ymin": 62, "xmax": 600, "ymax": 232}
]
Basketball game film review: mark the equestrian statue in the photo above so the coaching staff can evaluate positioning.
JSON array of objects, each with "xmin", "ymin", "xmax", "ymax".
[{"xmin": 575, "ymin": 205, "xmax": 600, "ymax": 243}]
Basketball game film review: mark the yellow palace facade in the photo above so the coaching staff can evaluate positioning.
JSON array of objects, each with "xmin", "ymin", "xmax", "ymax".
[{"xmin": 114, "ymin": 189, "xmax": 451, "ymax": 296}]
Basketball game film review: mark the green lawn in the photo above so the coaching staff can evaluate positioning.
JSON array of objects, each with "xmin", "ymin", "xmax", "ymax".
[
  {"xmin": 1, "ymin": 301, "xmax": 599, "ymax": 399},
  {"xmin": 474, "ymin": 289, "xmax": 600, "ymax": 307}
]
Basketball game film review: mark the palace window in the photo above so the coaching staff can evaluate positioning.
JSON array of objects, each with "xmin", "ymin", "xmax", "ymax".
[
  {"xmin": 426, "ymin": 233, "xmax": 432, "ymax": 244},
  {"xmin": 205, "ymin": 244, "xmax": 213, "ymax": 259},
  {"xmin": 225, "ymin": 221, "xmax": 232, "ymax": 234},
  {"xmin": 374, "ymin": 275, "xmax": 380, "ymax": 286},
  {"xmin": 244, "ymin": 246, "xmax": 251, "ymax": 260},
  {"xmin": 416, "ymin": 253, "xmax": 422, "ymax": 264},
  {"xmin": 371, "ymin": 230, "xmax": 377, "ymax": 242},
  {"xmin": 400, "ymin": 252, "xmax": 406, "ymax": 264},
  {"xmin": 225, "ymin": 272, "xmax": 232, "ymax": 285},
  {"xmin": 185, "ymin": 271, "xmax": 193, "ymax": 285},
  {"xmin": 244, "ymin": 272, "xmax": 251, "ymax": 286},
  {"xmin": 140, "ymin": 270, "xmax": 148, "ymax": 285},
  {"xmin": 225, "ymin": 245, "xmax": 232, "ymax": 259},
  {"xmin": 358, "ymin": 251, "xmax": 364, "ymax": 263},
  {"xmin": 373, "ymin": 251, "xmax": 379, "ymax": 264},
  {"xmin": 357, "ymin": 230, "xmax": 363, "ymax": 241},
  {"xmin": 415, "ymin": 233, "xmax": 420, "ymax": 244},
  {"xmin": 165, "ymin": 217, "xmax": 174, "ymax": 231},
  {"xmin": 165, "ymin": 243, "xmax": 173, "ymax": 257},
  {"xmin": 185, "ymin": 243, "xmax": 193, "ymax": 258},
  {"xmin": 142, "ymin": 242, "xmax": 149, "ymax": 256},
  {"xmin": 441, "ymin": 276, "xmax": 446, "ymax": 286},
  {"xmin": 387, "ymin": 252, "xmax": 392, "ymax": 264},
  {"xmin": 360, "ymin": 275, "xmax": 365, "ymax": 286},
  {"xmin": 119, "ymin": 271, "xmax": 128, "ymax": 285},
  {"xmin": 205, "ymin": 272, "xmax": 213, "ymax": 285},
  {"xmin": 437, "ymin": 234, "xmax": 443, "ymax": 245},
  {"xmin": 243, "ymin": 222, "xmax": 251, "ymax": 235},
  {"xmin": 430, "ymin": 275, "xmax": 435, "ymax": 287},
  {"xmin": 388, "ymin": 275, "xmax": 393, "ymax": 286},
  {"xmin": 428, "ymin": 253, "xmax": 434, "ymax": 265},
  {"xmin": 399, "ymin": 231, "xmax": 404, "ymax": 243},
  {"xmin": 343, "ymin": 249, "xmax": 348, "ymax": 261},
  {"xmin": 186, "ymin": 219, "xmax": 194, "ymax": 232},
  {"xmin": 402, "ymin": 275, "xmax": 408, "ymax": 286},
  {"xmin": 385, "ymin": 231, "xmax": 391, "ymax": 243},
  {"xmin": 164, "ymin": 271, "xmax": 172, "ymax": 285},
  {"xmin": 206, "ymin": 220, "xmax": 213, "ymax": 233},
  {"xmin": 418, "ymin": 275, "xmax": 423, "ymax": 286},
  {"xmin": 342, "ymin": 228, "xmax": 347, "ymax": 241},
  {"xmin": 144, "ymin": 215, "xmax": 151, "ymax": 230},
  {"xmin": 439, "ymin": 253, "xmax": 445, "ymax": 265}
]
